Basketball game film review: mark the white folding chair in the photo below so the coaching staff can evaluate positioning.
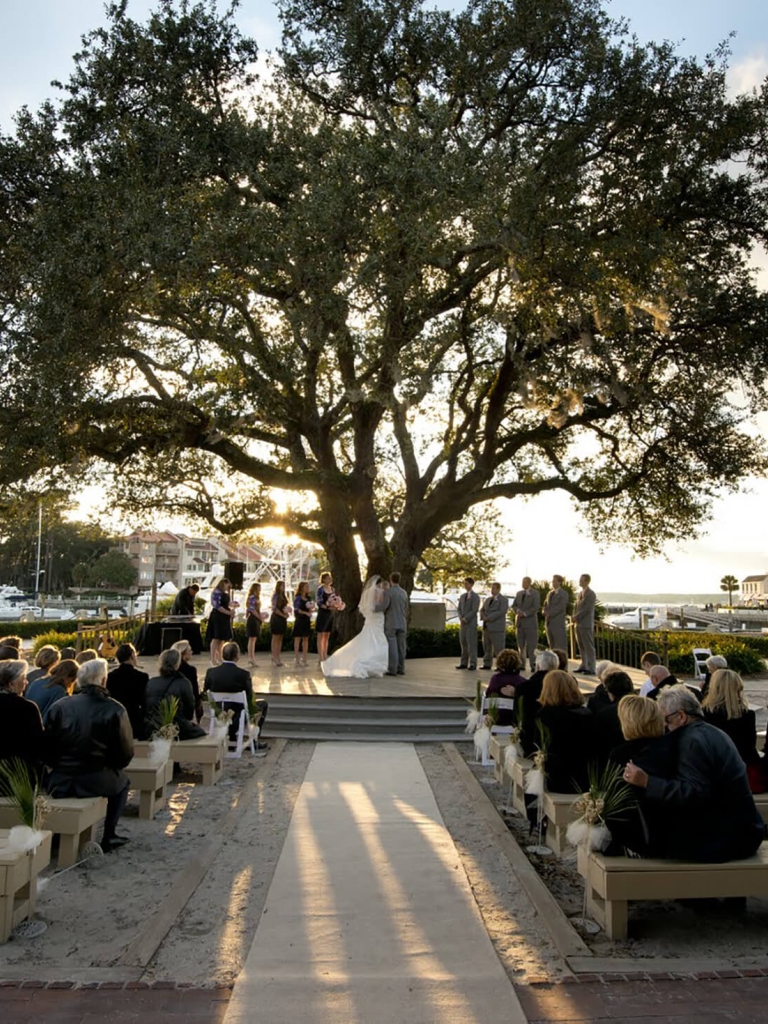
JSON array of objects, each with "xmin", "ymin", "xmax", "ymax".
[
  {"xmin": 692, "ymin": 648, "xmax": 712, "ymax": 681},
  {"xmin": 207, "ymin": 691, "xmax": 258, "ymax": 758}
]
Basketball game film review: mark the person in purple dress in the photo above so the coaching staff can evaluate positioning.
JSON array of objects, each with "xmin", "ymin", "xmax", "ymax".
[
  {"xmin": 245, "ymin": 582, "xmax": 262, "ymax": 667},
  {"xmin": 315, "ymin": 572, "xmax": 335, "ymax": 665},
  {"xmin": 485, "ymin": 649, "xmax": 527, "ymax": 726},
  {"xmin": 293, "ymin": 581, "xmax": 313, "ymax": 668}
]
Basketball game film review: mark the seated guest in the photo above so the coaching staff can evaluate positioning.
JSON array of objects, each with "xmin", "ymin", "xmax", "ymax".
[
  {"xmin": 485, "ymin": 649, "xmax": 527, "ymax": 725},
  {"xmin": 26, "ymin": 659, "xmax": 78, "ymax": 721},
  {"xmin": 170, "ymin": 583, "xmax": 200, "ymax": 617},
  {"xmin": 26, "ymin": 645, "xmax": 60, "ymax": 686},
  {"xmin": 173, "ymin": 640, "xmax": 203, "ymax": 722},
  {"xmin": 0, "ymin": 659, "xmax": 46, "ymax": 777},
  {"xmin": 638, "ymin": 651, "xmax": 662, "ymax": 697},
  {"xmin": 76, "ymin": 649, "xmax": 98, "ymax": 665},
  {"xmin": 45, "ymin": 658, "xmax": 134, "ymax": 852},
  {"xmin": 0, "ymin": 645, "xmax": 20, "ymax": 661},
  {"xmin": 60, "ymin": 647, "xmax": 77, "ymax": 661},
  {"xmin": 204, "ymin": 642, "xmax": 269, "ymax": 753},
  {"xmin": 702, "ymin": 669, "xmax": 766, "ymax": 792},
  {"xmin": 535, "ymin": 670, "xmax": 596, "ymax": 794},
  {"xmin": 645, "ymin": 665, "xmax": 679, "ymax": 701},
  {"xmin": 146, "ymin": 649, "xmax": 205, "ymax": 740},
  {"xmin": 551, "ymin": 649, "xmax": 568, "ymax": 671},
  {"xmin": 606, "ymin": 695, "xmax": 680, "ymax": 856},
  {"xmin": 594, "ymin": 670, "xmax": 635, "ymax": 763},
  {"xmin": 107, "ymin": 644, "xmax": 149, "ymax": 740},
  {"xmin": 517, "ymin": 649, "xmax": 559, "ymax": 756},
  {"xmin": 700, "ymin": 655, "xmax": 728, "ymax": 701},
  {"xmin": 0, "ymin": 636, "xmax": 22, "ymax": 653},
  {"xmin": 587, "ymin": 661, "xmax": 618, "ymax": 715},
  {"xmin": 624, "ymin": 685, "xmax": 766, "ymax": 862}
]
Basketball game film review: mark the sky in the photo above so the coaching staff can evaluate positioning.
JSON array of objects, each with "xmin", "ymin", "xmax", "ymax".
[{"xmin": 1, "ymin": 1, "xmax": 767, "ymax": 595}]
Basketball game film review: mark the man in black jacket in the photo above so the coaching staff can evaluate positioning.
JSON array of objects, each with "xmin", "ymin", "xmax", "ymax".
[
  {"xmin": 107, "ymin": 643, "xmax": 149, "ymax": 740},
  {"xmin": 204, "ymin": 642, "xmax": 269, "ymax": 753},
  {"xmin": 170, "ymin": 584, "xmax": 199, "ymax": 617},
  {"xmin": 45, "ymin": 658, "xmax": 134, "ymax": 853},
  {"xmin": 625, "ymin": 684, "xmax": 766, "ymax": 862}
]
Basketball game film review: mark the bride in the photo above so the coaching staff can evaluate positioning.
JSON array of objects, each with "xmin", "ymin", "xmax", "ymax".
[{"xmin": 321, "ymin": 576, "xmax": 389, "ymax": 679}]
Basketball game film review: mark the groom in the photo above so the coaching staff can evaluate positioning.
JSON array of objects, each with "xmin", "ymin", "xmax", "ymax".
[{"xmin": 383, "ymin": 572, "xmax": 409, "ymax": 676}]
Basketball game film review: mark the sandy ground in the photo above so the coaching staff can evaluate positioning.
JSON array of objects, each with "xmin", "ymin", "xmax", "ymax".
[
  {"xmin": 0, "ymin": 742, "xmax": 313, "ymax": 983},
  {"xmin": 6, "ymin": 730, "xmax": 768, "ymax": 985},
  {"xmin": 464, "ymin": 749, "xmax": 768, "ymax": 964}
]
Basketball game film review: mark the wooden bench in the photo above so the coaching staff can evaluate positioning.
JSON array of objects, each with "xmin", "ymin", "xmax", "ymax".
[
  {"xmin": 541, "ymin": 791, "xmax": 581, "ymax": 856},
  {"xmin": 126, "ymin": 757, "xmax": 174, "ymax": 820},
  {"xmin": 132, "ymin": 734, "xmax": 227, "ymax": 786},
  {"xmin": 0, "ymin": 829, "xmax": 52, "ymax": 943},
  {"xmin": 0, "ymin": 797, "xmax": 106, "ymax": 869},
  {"xmin": 579, "ymin": 843, "xmax": 768, "ymax": 940},
  {"xmin": 489, "ymin": 735, "xmax": 507, "ymax": 784},
  {"xmin": 754, "ymin": 793, "xmax": 768, "ymax": 823}
]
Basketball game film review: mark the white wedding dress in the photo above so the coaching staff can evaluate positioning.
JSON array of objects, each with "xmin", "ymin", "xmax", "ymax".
[{"xmin": 321, "ymin": 578, "xmax": 389, "ymax": 679}]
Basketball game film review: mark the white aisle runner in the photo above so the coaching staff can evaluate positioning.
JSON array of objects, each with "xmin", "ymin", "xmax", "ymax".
[{"xmin": 224, "ymin": 742, "xmax": 527, "ymax": 1024}]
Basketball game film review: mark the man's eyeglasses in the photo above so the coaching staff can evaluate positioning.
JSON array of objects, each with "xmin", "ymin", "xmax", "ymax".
[{"xmin": 664, "ymin": 711, "xmax": 682, "ymax": 724}]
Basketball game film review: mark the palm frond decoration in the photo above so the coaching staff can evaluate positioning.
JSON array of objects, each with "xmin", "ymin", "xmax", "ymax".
[
  {"xmin": 524, "ymin": 720, "xmax": 551, "ymax": 799},
  {"xmin": 566, "ymin": 761, "xmax": 636, "ymax": 851},
  {"xmin": 0, "ymin": 758, "xmax": 50, "ymax": 834},
  {"xmin": 152, "ymin": 696, "xmax": 180, "ymax": 741}
]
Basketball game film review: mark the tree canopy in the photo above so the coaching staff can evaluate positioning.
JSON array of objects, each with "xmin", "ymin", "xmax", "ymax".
[{"xmin": 1, "ymin": 0, "xmax": 767, "ymax": 611}]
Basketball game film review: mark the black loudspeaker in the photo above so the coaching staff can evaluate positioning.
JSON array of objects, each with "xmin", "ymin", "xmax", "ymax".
[{"xmin": 223, "ymin": 560, "xmax": 244, "ymax": 589}]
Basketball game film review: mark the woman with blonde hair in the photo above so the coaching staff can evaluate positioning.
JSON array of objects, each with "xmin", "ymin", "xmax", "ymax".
[
  {"xmin": 604, "ymin": 694, "xmax": 678, "ymax": 857},
  {"xmin": 531, "ymin": 669, "xmax": 596, "ymax": 793},
  {"xmin": 703, "ymin": 669, "xmax": 766, "ymax": 791}
]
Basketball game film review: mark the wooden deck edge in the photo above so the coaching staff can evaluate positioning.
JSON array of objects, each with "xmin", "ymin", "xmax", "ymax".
[
  {"xmin": 118, "ymin": 738, "xmax": 289, "ymax": 968},
  {"xmin": 441, "ymin": 742, "xmax": 592, "ymax": 963}
]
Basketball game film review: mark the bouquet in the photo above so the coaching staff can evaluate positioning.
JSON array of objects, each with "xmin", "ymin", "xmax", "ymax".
[
  {"xmin": 259, "ymin": 610, "xmax": 269, "ymax": 621},
  {"xmin": 306, "ymin": 600, "xmax": 317, "ymax": 612},
  {"xmin": 327, "ymin": 594, "xmax": 346, "ymax": 611}
]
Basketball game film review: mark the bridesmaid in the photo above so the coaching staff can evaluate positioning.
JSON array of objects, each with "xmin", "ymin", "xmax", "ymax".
[
  {"xmin": 270, "ymin": 581, "xmax": 290, "ymax": 667},
  {"xmin": 315, "ymin": 572, "xmax": 334, "ymax": 665},
  {"xmin": 293, "ymin": 581, "xmax": 312, "ymax": 668},
  {"xmin": 208, "ymin": 577, "xmax": 236, "ymax": 667},
  {"xmin": 245, "ymin": 582, "xmax": 262, "ymax": 667}
]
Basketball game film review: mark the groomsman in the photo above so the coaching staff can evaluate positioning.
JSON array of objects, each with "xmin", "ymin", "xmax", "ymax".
[
  {"xmin": 573, "ymin": 573, "xmax": 597, "ymax": 674},
  {"xmin": 512, "ymin": 577, "xmax": 540, "ymax": 673},
  {"xmin": 543, "ymin": 575, "xmax": 569, "ymax": 652},
  {"xmin": 456, "ymin": 577, "xmax": 480, "ymax": 670},
  {"xmin": 480, "ymin": 583, "xmax": 509, "ymax": 670}
]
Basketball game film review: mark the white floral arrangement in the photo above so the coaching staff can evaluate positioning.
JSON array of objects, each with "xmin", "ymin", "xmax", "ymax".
[{"xmin": 566, "ymin": 763, "xmax": 635, "ymax": 852}]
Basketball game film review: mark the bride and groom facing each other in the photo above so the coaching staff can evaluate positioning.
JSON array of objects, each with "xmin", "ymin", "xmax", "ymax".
[{"xmin": 321, "ymin": 573, "xmax": 409, "ymax": 680}]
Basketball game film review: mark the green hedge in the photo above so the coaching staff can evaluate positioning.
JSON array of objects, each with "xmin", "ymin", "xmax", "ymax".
[{"xmin": 0, "ymin": 619, "xmax": 101, "ymax": 640}]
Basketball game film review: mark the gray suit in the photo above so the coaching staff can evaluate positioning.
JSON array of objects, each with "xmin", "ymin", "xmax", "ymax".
[
  {"xmin": 458, "ymin": 589, "xmax": 480, "ymax": 669},
  {"xmin": 573, "ymin": 586, "xmax": 597, "ymax": 673},
  {"xmin": 543, "ymin": 586, "xmax": 568, "ymax": 652},
  {"xmin": 481, "ymin": 593, "xmax": 509, "ymax": 668},
  {"xmin": 383, "ymin": 585, "xmax": 409, "ymax": 675},
  {"xmin": 512, "ymin": 588, "xmax": 540, "ymax": 671}
]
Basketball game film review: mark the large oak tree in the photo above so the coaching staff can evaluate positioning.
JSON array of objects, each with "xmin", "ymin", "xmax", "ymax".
[{"xmin": 1, "ymin": 0, "xmax": 767, "ymax": 616}]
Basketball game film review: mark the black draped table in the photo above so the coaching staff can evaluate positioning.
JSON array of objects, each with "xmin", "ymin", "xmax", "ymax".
[{"xmin": 134, "ymin": 620, "xmax": 204, "ymax": 656}]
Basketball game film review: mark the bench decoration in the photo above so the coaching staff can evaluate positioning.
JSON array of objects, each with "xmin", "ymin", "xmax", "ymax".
[
  {"xmin": 148, "ymin": 695, "xmax": 180, "ymax": 765},
  {"xmin": 0, "ymin": 758, "xmax": 50, "ymax": 853},
  {"xmin": 464, "ymin": 680, "xmax": 483, "ymax": 734},
  {"xmin": 207, "ymin": 697, "xmax": 234, "ymax": 743},
  {"xmin": 473, "ymin": 700, "xmax": 499, "ymax": 763},
  {"xmin": 566, "ymin": 763, "xmax": 633, "ymax": 853}
]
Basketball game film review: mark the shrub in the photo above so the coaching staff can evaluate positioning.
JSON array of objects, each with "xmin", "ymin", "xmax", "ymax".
[{"xmin": 31, "ymin": 630, "xmax": 79, "ymax": 654}]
